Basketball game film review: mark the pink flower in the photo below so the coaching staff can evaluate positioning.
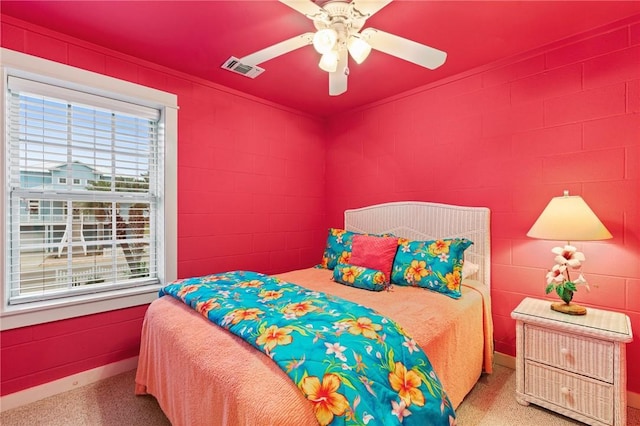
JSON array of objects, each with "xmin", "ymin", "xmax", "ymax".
[
  {"xmin": 391, "ymin": 400, "xmax": 412, "ymax": 421},
  {"xmin": 552, "ymin": 245, "xmax": 585, "ymax": 269},
  {"xmin": 402, "ymin": 337, "xmax": 420, "ymax": 354},
  {"xmin": 574, "ymin": 273, "xmax": 590, "ymax": 291},
  {"xmin": 545, "ymin": 245, "xmax": 590, "ymax": 302},
  {"xmin": 545, "ymin": 264, "xmax": 567, "ymax": 285},
  {"xmin": 325, "ymin": 342, "xmax": 347, "ymax": 361}
]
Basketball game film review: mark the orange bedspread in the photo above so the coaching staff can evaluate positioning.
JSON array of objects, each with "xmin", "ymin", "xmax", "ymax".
[{"xmin": 135, "ymin": 268, "xmax": 493, "ymax": 425}]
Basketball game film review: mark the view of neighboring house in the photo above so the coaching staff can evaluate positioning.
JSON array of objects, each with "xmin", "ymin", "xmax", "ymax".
[
  {"xmin": 20, "ymin": 161, "xmax": 144, "ymax": 254},
  {"xmin": 20, "ymin": 161, "xmax": 107, "ymax": 254},
  {"xmin": 16, "ymin": 160, "xmax": 150, "ymax": 296}
]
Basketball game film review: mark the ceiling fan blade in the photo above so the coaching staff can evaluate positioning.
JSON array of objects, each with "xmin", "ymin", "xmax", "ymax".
[
  {"xmin": 329, "ymin": 49, "xmax": 348, "ymax": 96},
  {"xmin": 362, "ymin": 28, "xmax": 447, "ymax": 70},
  {"xmin": 351, "ymin": 0, "xmax": 393, "ymax": 18},
  {"xmin": 240, "ymin": 33, "xmax": 314, "ymax": 66},
  {"xmin": 279, "ymin": 0, "xmax": 326, "ymax": 19}
]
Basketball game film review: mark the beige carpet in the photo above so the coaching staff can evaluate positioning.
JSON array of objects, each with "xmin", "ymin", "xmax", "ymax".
[{"xmin": 1, "ymin": 365, "xmax": 638, "ymax": 425}]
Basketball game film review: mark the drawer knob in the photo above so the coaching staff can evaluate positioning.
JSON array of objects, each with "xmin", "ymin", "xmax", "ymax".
[
  {"xmin": 560, "ymin": 348, "xmax": 569, "ymax": 356},
  {"xmin": 560, "ymin": 386, "xmax": 571, "ymax": 396}
]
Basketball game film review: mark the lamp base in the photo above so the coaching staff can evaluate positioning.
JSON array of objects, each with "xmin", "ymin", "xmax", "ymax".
[{"xmin": 551, "ymin": 301, "xmax": 587, "ymax": 316}]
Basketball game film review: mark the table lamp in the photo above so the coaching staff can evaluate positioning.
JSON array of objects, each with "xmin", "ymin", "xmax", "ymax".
[{"xmin": 527, "ymin": 190, "xmax": 612, "ymax": 315}]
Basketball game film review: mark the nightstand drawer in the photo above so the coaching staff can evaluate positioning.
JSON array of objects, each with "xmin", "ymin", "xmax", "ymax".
[
  {"xmin": 525, "ymin": 361, "xmax": 614, "ymax": 425},
  {"xmin": 524, "ymin": 324, "xmax": 614, "ymax": 383}
]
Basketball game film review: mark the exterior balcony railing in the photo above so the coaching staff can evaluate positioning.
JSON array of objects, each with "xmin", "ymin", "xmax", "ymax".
[{"xmin": 20, "ymin": 213, "xmax": 67, "ymax": 224}]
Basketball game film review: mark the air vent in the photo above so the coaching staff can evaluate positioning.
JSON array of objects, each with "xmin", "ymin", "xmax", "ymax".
[{"xmin": 221, "ymin": 57, "xmax": 265, "ymax": 79}]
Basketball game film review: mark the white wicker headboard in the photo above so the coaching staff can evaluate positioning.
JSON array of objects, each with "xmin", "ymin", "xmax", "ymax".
[{"xmin": 344, "ymin": 201, "xmax": 491, "ymax": 287}]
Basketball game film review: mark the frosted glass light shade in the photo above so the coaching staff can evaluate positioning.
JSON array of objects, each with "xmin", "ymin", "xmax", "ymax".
[
  {"xmin": 313, "ymin": 29, "xmax": 338, "ymax": 54},
  {"xmin": 347, "ymin": 35, "xmax": 371, "ymax": 64},
  {"xmin": 527, "ymin": 191, "xmax": 612, "ymax": 241},
  {"xmin": 318, "ymin": 51, "xmax": 338, "ymax": 72}
]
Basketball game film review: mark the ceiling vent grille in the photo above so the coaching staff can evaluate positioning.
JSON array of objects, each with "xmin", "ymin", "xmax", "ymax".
[{"xmin": 221, "ymin": 57, "xmax": 265, "ymax": 79}]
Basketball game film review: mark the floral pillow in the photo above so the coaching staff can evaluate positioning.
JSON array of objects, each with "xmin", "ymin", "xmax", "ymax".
[
  {"xmin": 333, "ymin": 263, "xmax": 387, "ymax": 292},
  {"xmin": 317, "ymin": 228, "xmax": 360, "ymax": 270},
  {"xmin": 391, "ymin": 238, "xmax": 473, "ymax": 299}
]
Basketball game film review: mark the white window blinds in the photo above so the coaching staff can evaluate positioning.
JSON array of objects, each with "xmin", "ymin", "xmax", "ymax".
[{"xmin": 6, "ymin": 76, "xmax": 162, "ymax": 304}]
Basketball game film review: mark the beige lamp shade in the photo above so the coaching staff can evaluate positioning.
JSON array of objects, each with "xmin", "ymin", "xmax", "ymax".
[{"xmin": 527, "ymin": 191, "xmax": 612, "ymax": 241}]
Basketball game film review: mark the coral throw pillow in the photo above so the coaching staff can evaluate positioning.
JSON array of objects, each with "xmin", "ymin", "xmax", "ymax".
[{"xmin": 350, "ymin": 235, "xmax": 399, "ymax": 283}]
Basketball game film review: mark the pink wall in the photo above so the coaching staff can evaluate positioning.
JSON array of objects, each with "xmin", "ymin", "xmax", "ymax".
[
  {"xmin": 1, "ymin": 306, "xmax": 147, "ymax": 395},
  {"xmin": 0, "ymin": 16, "xmax": 326, "ymax": 396},
  {"xmin": 2, "ymin": 13, "xmax": 639, "ymax": 398},
  {"xmin": 325, "ymin": 19, "xmax": 640, "ymax": 392}
]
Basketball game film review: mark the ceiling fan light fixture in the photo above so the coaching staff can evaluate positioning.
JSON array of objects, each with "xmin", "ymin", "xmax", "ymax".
[
  {"xmin": 347, "ymin": 34, "xmax": 371, "ymax": 64},
  {"xmin": 318, "ymin": 51, "xmax": 339, "ymax": 72},
  {"xmin": 235, "ymin": 0, "xmax": 447, "ymax": 96},
  {"xmin": 312, "ymin": 28, "xmax": 338, "ymax": 54}
]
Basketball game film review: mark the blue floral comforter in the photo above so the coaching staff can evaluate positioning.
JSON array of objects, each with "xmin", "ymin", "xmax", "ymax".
[{"xmin": 161, "ymin": 271, "xmax": 456, "ymax": 425}]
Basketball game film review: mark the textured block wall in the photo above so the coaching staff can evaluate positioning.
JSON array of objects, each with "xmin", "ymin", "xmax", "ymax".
[
  {"xmin": 2, "ymin": 12, "xmax": 639, "ymax": 398},
  {"xmin": 0, "ymin": 15, "xmax": 326, "ymax": 395},
  {"xmin": 1, "ymin": 307, "xmax": 146, "ymax": 395},
  {"xmin": 325, "ymin": 18, "xmax": 640, "ymax": 392}
]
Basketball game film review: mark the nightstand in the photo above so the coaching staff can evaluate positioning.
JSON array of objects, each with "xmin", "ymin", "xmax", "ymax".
[{"xmin": 511, "ymin": 297, "xmax": 633, "ymax": 426}]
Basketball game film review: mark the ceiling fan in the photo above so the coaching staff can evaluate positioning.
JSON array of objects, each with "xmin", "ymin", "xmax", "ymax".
[{"xmin": 222, "ymin": 0, "xmax": 447, "ymax": 96}]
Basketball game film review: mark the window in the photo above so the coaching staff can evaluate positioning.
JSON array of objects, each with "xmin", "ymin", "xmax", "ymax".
[
  {"xmin": 1, "ymin": 49, "xmax": 177, "ymax": 329},
  {"xmin": 28, "ymin": 199, "xmax": 39, "ymax": 214}
]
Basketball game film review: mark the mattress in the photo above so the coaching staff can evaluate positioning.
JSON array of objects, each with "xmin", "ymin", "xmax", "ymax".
[{"xmin": 135, "ymin": 267, "xmax": 493, "ymax": 425}]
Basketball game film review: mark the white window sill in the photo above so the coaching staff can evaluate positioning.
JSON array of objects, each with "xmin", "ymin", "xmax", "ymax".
[{"xmin": 0, "ymin": 284, "xmax": 162, "ymax": 330}]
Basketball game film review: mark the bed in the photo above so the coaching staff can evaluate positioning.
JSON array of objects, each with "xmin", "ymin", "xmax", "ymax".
[{"xmin": 135, "ymin": 201, "xmax": 493, "ymax": 425}]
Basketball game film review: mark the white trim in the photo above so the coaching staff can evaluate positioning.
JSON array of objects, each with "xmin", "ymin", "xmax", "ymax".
[
  {"xmin": 494, "ymin": 351, "xmax": 516, "ymax": 370},
  {"xmin": 1, "ymin": 48, "xmax": 177, "ymax": 109},
  {"xmin": 163, "ymin": 107, "xmax": 178, "ymax": 285},
  {"xmin": 0, "ymin": 48, "xmax": 178, "ymax": 329},
  {"xmin": 8, "ymin": 75, "xmax": 160, "ymax": 119},
  {"xmin": 3, "ymin": 352, "xmax": 637, "ymax": 413},
  {"xmin": 629, "ymin": 390, "xmax": 640, "ymax": 411},
  {"xmin": 0, "ymin": 357, "xmax": 139, "ymax": 412},
  {"xmin": 0, "ymin": 285, "xmax": 160, "ymax": 330}
]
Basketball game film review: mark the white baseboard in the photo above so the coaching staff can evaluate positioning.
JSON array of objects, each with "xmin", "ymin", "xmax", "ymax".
[
  {"xmin": 493, "ymin": 351, "xmax": 640, "ymax": 410},
  {"xmin": 0, "ymin": 356, "xmax": 138, "ymax": 412},
  {"xmin": 2, "ymin": 353, "xmax": 639, "ymax": 412},
  {"xmin": 494, "ymin": 351, "xmax": 516, "ymax": 370},
  {"xmin": 629, "ymin": 391, "xmax": 640, "ymax": 411}
]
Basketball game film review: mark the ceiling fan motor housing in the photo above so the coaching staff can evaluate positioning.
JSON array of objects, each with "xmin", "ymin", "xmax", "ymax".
[{"xmin": 313, "ymin": 1, "xmax": 367, "ymax": 45}]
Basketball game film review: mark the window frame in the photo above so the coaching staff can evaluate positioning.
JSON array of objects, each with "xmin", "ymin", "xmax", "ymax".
[{"xmin": 1, "ymin": 49, "xmax": 178, "ymax": 330}]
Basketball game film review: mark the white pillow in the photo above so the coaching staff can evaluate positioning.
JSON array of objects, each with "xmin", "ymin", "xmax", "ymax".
[{"xmin": 462, "ymin": 260, "xmax": 480, "ymax": 279}]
